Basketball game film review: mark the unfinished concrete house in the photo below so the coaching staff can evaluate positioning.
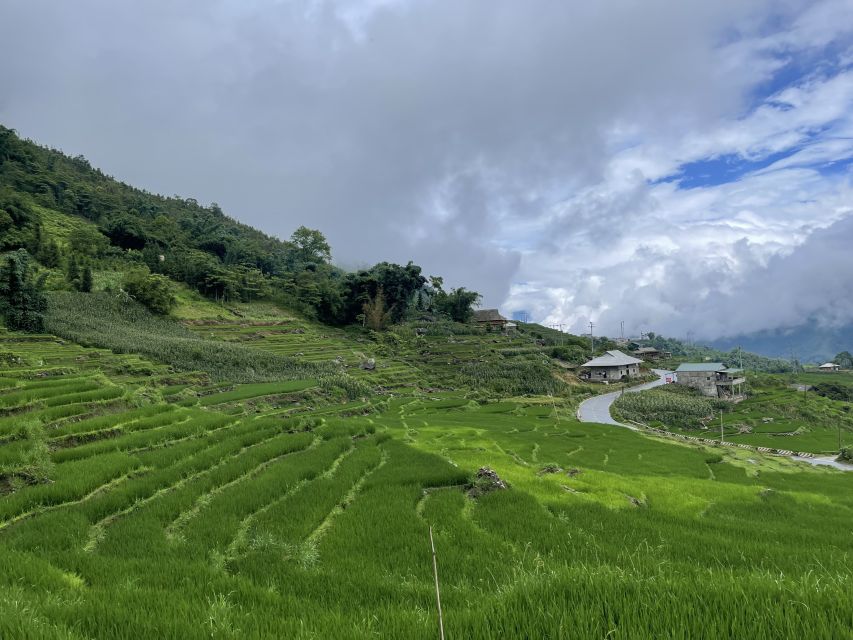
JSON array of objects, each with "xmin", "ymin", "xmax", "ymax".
[{"xmin": 674, "ymin": 363, "xmax": 745, "ymax": 399}]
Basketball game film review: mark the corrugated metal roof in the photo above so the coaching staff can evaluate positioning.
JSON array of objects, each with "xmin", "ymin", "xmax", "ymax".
[
  {"xmin": 675, "ymin": 363, "xmax": 726, "ymax": 372},
  {"xmin": 819, "ymin": 362, "xmax": 839, "ymax": 368},
  {"xmin": 582, "ymin": 350, "xmax": 643, "ymax": 367}
]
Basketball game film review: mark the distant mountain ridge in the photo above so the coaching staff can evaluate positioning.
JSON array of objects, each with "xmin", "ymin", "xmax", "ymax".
[{"xmin": 709, "ymin": 323, "xmax": 852, "ymax": 364}]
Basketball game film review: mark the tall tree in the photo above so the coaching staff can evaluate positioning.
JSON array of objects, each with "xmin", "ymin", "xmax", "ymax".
[
  {"xmin": 66, "ymin": 254, "xmax": 80, "ymax": 287},
  {"xmin": 290, "ymin": 226, "xmax": 331, "ymax": 264},
  {"xmin": 434, "ymin": 287, "xmax": 481, "ymax": 323},
  {"xmin": 0, "ymin": 250, "xmax": 47, "ymax": 332},
  {"xmin": 80, "ymin": 264, "xmax": 94, "ymax": 293}
]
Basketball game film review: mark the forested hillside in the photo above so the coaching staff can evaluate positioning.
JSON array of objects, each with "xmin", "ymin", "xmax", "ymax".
[{"xmin": 0, "ymin": 125, "xmax": 476, "ymax": 326}]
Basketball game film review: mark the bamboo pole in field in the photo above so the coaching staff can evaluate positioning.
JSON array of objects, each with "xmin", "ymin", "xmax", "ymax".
[{"xmin": 429, "ymin": 526, "xmax": 446, "ymax": 640}]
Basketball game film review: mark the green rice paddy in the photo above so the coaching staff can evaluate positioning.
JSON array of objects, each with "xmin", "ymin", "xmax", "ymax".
[{"xmin": 0, "ymin": 318, "xmax": 851, "ymax": 639}]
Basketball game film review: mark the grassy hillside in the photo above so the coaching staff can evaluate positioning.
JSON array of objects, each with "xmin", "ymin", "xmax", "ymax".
[
  {"xmin": 2, "ymin": 124, "xmax": 852, "ymax": 638},
  {"xmin": 1, "ymin": 308, "xmax": 852, "ymax": 638}
]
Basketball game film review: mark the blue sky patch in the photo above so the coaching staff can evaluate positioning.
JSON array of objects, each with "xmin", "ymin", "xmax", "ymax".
[{"xmin": 673, "ymin": 148, "xmax": 801, "ymax": 189}]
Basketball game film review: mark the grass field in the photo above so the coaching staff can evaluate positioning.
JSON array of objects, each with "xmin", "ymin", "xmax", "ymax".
[
  {"xmin": 1, "ymin": 318, "xmax": 852, "ymax": 639},
  {"xmin": 614, "ymin": 375, "xmax": 853, "ymax": 454}
]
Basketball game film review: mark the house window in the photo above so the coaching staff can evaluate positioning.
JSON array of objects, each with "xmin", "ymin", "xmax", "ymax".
[{"xmin": 706, "ymin": 376, "xmax": 711, "ymax": 381}]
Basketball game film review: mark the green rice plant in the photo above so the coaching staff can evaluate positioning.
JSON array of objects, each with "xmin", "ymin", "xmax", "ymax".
[
  {"xmin": 42, "ymin": 386, "xmax": 125, "ymax": 408},
  {"xmin": 0, "ymin": 379, "xmax": 102, "ymax": 409},
  {"xmin": 1, "ymin": 311, "xmax": 853, "ymax": 638},
  {"xmin": 0, "ymin": 452, "xmax": 139, "ymax": 525},
  {"xmin": 197, "ymin": 380, "xmax": 316, "ymax": 406},
  {"xmin": 44, "ymin": 292, "xmax": 339, "ymax": 384},
  {"xmin": 17, "ymin": 421, "xmax": 55, "ymax": 484}
]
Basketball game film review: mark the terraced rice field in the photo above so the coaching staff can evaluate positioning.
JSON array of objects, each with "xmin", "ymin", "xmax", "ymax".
[
  {"xmin": 1, "ymin": 329, "xmax": 852, "ymax": 638},
  {"xmin": 186, "ymin": 320, "xmax": 427, "ymax": 390}
]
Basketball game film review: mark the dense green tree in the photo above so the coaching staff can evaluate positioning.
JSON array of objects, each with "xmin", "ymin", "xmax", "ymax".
[
  {"xmin": 290, "ymin": 226, "xmax": 331, "ymax": 265},
  {"xmin": 340, "ymin": 261, "xmax": 425, "ymax": 325},
  {"xmin": 0, "ymin": 250, "xmax": 47, "ymax": 331},
  {"xmin": 80, "ymin": 264, "xmax": 93, "ymax": 293},
  {"xmin": 103, "ymin": 214, "xmax": 146, "ymax": 250},
  {"xmin": 833, "ymin": 351, "xmax": 853, "ymax": 369},
  {"xmin": 37, "ymin": 238, "xmax": 61, "ymax": 269},
  {"xmin": 66, "ymin": 254, "xmax": 80, "ymax": 287},
  {"xmin": 434, "ymin": 287, "xmax": 481, "ymax": 323},
  {"xmin": 122, "ymin": 270, "xmax": 176, "ymax": 315},
  {"xmin": 68, "ymin": 225, "xmax": 109, "ymax": 258},
  {"xmin": 0, "ymin": 188, "xmax": 40, "ymax": 251}
]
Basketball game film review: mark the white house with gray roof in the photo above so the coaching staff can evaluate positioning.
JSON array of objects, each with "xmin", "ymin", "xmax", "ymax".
[
  {"xmin": 818, "ymin": 362, "xmax": 840, "ymax": 372},
  {"xmin": 581, "ymin": 350, "xmax": 643, "ymax": 382}
]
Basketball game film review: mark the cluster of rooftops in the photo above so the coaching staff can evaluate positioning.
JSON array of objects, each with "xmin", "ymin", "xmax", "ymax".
[{"xmin": 471, "ymin": 311, "xmax": 844, "ymax": 374}]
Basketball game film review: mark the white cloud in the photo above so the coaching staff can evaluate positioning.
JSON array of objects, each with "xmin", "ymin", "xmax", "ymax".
[{"xmin": 1, "ymin": 0, "xmax": 852, "ymax": 338}]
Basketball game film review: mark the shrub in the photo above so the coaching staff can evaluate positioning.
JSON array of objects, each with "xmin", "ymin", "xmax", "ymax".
[
  {"xmin": 363, "ymin": 287, "xmax": 392, "ymax": 331},
  {"xmin": 122, "ymin": 270, "xmax": 176, "ymax": 315}
]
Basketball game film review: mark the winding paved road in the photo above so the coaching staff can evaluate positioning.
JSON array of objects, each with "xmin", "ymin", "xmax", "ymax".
[
  {"xmin": 577, "ymin": 369, "xmax": 671, "ymax": 428},
  {"xmin": 577, "ymin": 370, "xmax": 853, "ymax": 472}
]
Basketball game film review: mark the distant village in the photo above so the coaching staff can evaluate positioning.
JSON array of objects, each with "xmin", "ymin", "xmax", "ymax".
[{"xmin": 473, "ymin": 308, "xmax": 845, "ymax": 401}]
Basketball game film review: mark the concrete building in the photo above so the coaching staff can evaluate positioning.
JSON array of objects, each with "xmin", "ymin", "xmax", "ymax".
[
  {"xmin": 581, "ymin": 350, "xmax": 643, "ymax": 382},
  {"xmin": 634, "ymin": 347, "xmax": 672, "ymax": 361},
  {"xmin": 818, "ymin": 362, "xmax": 841, "ymax": 372},
  {"xmin": 472, "ymin": 309, "xmax": 508, "ymax": 331},
  {"xmin": 675, "ymin": 363, "xmax": 746, "ymax": 399}
]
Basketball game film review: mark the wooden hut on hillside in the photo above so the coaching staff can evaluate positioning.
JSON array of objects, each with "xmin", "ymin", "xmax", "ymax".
[{"xmin": 473, "ymin": 309, "xmax": 508, "ymax": 331}]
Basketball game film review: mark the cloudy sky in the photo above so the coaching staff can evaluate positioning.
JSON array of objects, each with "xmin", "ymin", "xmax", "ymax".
[{"xmin": 2, "ymin": 0, "xmax": 852, "ymax": 340}]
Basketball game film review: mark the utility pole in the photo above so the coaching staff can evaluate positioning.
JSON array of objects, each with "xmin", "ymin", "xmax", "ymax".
[
  {"xmin": 620, "ymin": 320, "xmax": 624, "ymax": 341},
  {"xmin": 720, "ymin": 410, "xmax": 724, "ymax": 444},
  {"xmin": 549, "ymin": 324, "xmax": 565, "ymax": 345},
  {"xmin": 589, "ymin": 322, "xmax": 595, "ymax": 358}
]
